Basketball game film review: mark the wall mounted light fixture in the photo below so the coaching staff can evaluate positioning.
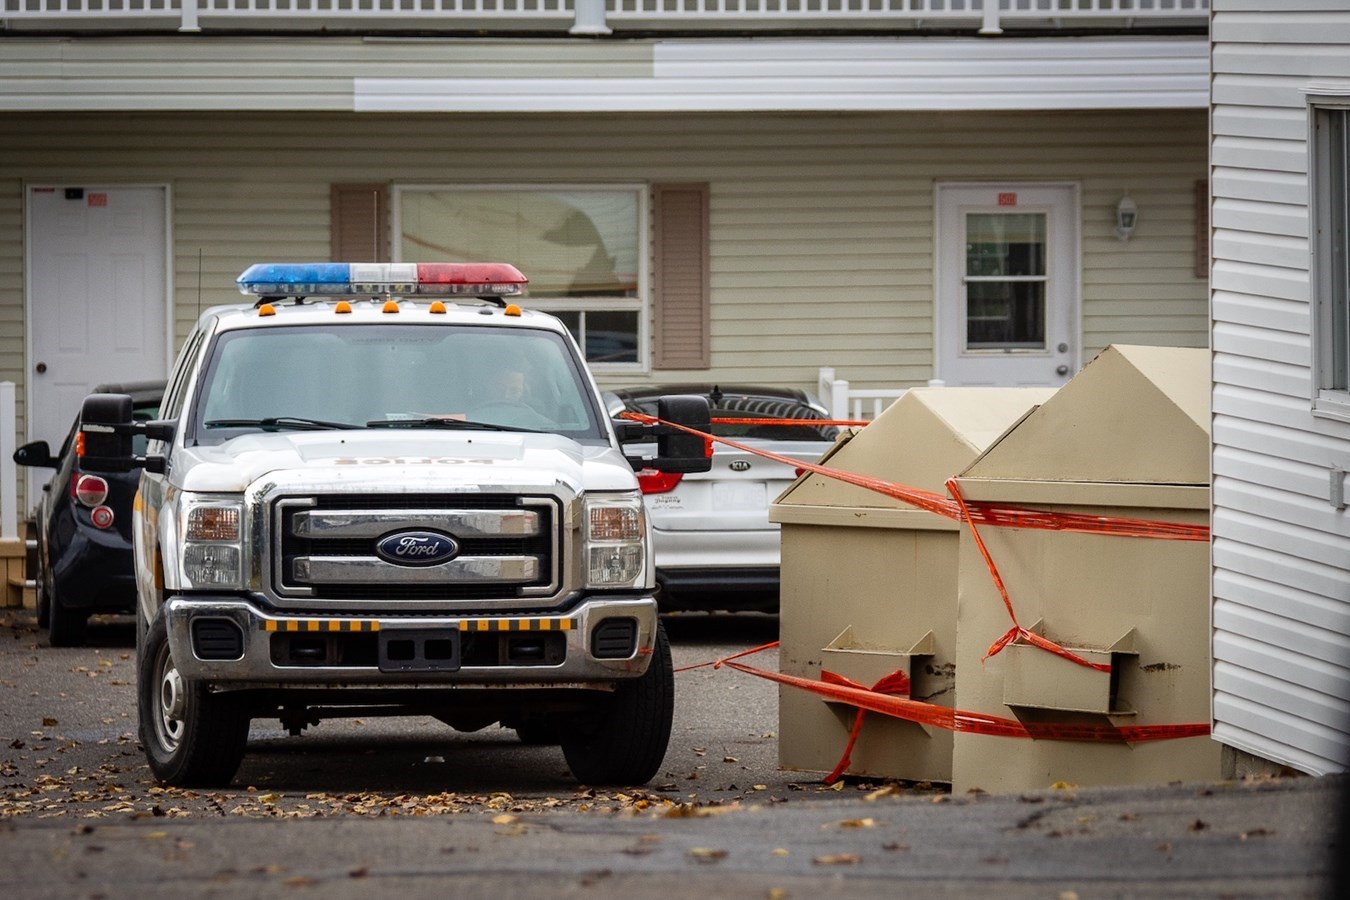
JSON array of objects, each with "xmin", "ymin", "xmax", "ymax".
[{"xmin": 1116, "ymin": 195, "xmax": 1138, "ymax": 241}]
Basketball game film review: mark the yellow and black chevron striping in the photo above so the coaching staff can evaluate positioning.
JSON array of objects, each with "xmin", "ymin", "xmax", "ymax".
[
  {"xmin": 458, "ymin": 617, "xmax": 577, "ymax": 633},
  {"xmin": 262, "ymin": 616, "xmax": 578, "ymax": 634},
  {"xmin": 263, "ymin": 619, "xmax": 379, "ymax": 633}
]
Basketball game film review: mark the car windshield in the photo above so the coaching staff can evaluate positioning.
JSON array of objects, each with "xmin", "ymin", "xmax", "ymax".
[
  {"xmin": 191, "ymin": 323, "xmax": 605, "ymax": 445},
  {"xmin": 626, "ymin": 392, "xmax": 837, "ymax": 442}
]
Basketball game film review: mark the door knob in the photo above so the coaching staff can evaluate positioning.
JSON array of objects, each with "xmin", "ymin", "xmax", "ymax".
[{"xmin": 35, "ymin": 362, "xmax": 47, "ymax": 374}]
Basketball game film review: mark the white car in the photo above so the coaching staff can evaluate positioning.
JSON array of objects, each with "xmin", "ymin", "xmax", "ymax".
[{"xmin": 606, "ymin": 385, "xmax": 839, "ymax": 613}]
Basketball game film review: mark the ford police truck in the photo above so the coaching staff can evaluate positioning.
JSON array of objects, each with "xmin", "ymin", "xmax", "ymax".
[{"xmin": 77, "ymin": 262, "xmax": 710, "ymax": 788}]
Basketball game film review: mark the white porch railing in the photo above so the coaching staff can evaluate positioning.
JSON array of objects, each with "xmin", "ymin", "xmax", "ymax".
[
  {"xmin": 1, "ymin": 382, "xmax": 17, "ymax": 542},
  {"xmin": 0, "ymin": 1, "xmax": 1211, "ymax": 36},
  {"xmin": 818, "ymin": 367, "xmax": 908, "ymax": 423}
]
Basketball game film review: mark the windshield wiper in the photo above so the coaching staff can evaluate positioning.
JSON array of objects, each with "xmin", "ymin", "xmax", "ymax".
[
  {"xmin": 204, "ymin": 416, "xmax": 360, "ymax": 432},
  {"xmin": 365, "ymin": 417, "xmax": 542, "ymax": 434}
]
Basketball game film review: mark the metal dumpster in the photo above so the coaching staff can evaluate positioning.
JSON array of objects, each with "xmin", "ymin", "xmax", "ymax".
[
  {"xmin": 771, "ymin": 386, "xmax": 1056, "ymax": 784},
  {"xmin": 950, "ymin": 345, "xmax": 1221, "ymax": 792}
]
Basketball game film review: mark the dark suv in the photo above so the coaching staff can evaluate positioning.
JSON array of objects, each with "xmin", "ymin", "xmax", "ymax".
[{"xmin": 14, "ymin": 380, "xmax": 165, "ymax": 646}]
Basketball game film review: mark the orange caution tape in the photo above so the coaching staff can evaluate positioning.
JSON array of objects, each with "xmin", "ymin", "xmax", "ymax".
[
  {"xmin": 947, "ymin": 478, "xmax": 1111, "ymax": 673},
  {"xmin": 645, "ymin": 412, "xmax": 1211, "ymax": 748},
  {"xmin": 674, "ymin": 639, "xmax": 780, "ymax": 674},
  {"xmin": 624, "ymin": 412, "xmax": 1209, "ymax": 542},
  {"xmin": 820, "ymin": 669, "xmax": 912, "ymax": 785},
  {"xmin": 630, "ymin": 412, "xmax": 1205, "ymax": 675},
  {"xmin": 717, "ymin": 651, "xmax": 1210, "ymax": 745},
  {"xmin": 706, "ymin": 416, "xmax": 870, "ymax": 428},
  {"xmin": 621, "ymin": 411, "xmax": 956, "ymax": 518}
]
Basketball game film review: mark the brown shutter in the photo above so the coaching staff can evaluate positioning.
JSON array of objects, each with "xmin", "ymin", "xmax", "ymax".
[
  {"xmin": 652, "ymin": 182, "xmax": 711, "ymax": 370},
  {"xmin": 331, "ymin": 183, "xmax": 389, "ymax": 262}
]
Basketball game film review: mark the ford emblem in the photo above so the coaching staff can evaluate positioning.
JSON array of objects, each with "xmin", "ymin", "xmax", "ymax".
[{"xmin": 376, "ymin": 531, "xmax": 459, "ymax": 567}]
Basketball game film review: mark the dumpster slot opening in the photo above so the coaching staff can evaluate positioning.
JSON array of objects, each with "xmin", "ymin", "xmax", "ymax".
[
  {"xmin": 1003, "ymin": 623, "xmax": 1137, "ymax": 716},
  {"xmin": 820, "ymin": 626, "xmax": 943, "ymax": 734}
]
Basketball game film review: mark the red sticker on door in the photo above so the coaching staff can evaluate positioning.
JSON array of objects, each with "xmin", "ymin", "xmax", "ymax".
[
  {"xmin": 997, "ymin": 192, "xmax": 1017, "ymax": 207},
  {"xmin": 88, "ymin": 193, "xmax": 108, "ymax": 208}
]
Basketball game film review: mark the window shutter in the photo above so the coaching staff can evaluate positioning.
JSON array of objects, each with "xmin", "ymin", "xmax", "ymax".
[
  {"xmin": 652, "ymin": 182, "xmax": 710, "ymax": 370},
  {"xmin": 331, "ymin": 183, "xmax": 389, "ymax": 262}
]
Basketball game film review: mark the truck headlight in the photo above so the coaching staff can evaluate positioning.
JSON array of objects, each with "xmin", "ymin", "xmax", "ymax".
[
  {"xmin": 182, "ymin": 498, "xmax": 245, "ymax": 589},
  {"xmin": 584, "ymin": 497, "xmax": 646, "ymax": 588}
]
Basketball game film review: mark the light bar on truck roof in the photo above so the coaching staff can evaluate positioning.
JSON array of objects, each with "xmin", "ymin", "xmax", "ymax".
[{"xmin": 235, "ymin": 263, "xmax": 528, "ymax": 299}]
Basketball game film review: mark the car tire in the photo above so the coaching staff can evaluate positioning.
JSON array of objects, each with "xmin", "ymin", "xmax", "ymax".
[
  {"xmin": 138, "ymin": 613, "xmax": 249, "ymax": 787},
  {"xmin": 46, "ymin": 574, "xmax": 88, "ymax": 648},
  {"xmin": 560, "ymin": 622, "xmax": 673, "ymax": 786}
]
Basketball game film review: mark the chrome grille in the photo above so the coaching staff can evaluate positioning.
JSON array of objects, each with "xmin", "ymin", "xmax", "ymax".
[{"xmin": 273, "ymin": 494, "xmax": 558, "ymax": 603}]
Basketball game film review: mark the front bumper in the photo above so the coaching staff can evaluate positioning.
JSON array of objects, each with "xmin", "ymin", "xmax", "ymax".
[{"xmin": 163, "ymin": 594, "xmax": 659, "ymax": 688}]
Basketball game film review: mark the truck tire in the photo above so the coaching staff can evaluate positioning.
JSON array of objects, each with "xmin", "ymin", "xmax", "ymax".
[
  {"xmin": 561, "ymin": 622, "xmax": 674, "ymax": 786},
  {"xmin": 138, "ymin": 614, "xmax": 249, "ymax": 787}
]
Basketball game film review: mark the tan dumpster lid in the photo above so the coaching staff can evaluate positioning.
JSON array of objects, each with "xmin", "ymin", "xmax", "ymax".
[
  {"xmin": 773, "ymin": 386, "xmax": 1056, "ymax": 513},
  {"xmin": 960, "ymin": 344, "xmax": 1210, "ymax": 486}
]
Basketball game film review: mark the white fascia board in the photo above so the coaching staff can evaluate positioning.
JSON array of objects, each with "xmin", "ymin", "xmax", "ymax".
[{"xmin": 354, "ymin": 37, "xmax": 1209, "ymax": 113}]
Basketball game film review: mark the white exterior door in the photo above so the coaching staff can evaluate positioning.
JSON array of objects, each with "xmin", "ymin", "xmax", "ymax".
[
  {"xmin": 25, "ymin": 185, "xmax": 169, "ymax": 506},
  {"xmin": 935, "ymin": 183, "xmax": 1079, "ymax": 386}
]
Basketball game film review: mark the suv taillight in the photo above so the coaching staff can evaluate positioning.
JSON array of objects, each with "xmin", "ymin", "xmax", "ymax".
[
  {"xmin": 73, "ymin": 474, "xmax": 110, "ymax": 507},
  {"xmin": 636, "ymin": 470, "xmax": 683, "ymax": 495}
]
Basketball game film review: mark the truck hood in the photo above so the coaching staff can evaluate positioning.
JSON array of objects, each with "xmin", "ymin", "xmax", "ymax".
[{"xmin": 171, "ymin": 430, "xmax": 638, "ymax": 496}]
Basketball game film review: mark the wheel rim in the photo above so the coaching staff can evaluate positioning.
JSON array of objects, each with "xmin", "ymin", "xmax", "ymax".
[{"xmin": 154, "ymin": 644, "xmax": 187, "ymax": 752}]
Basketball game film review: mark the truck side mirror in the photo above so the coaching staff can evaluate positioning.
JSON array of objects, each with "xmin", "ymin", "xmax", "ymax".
[
  {"xmin": 78, "ymin": 393, "xmax": 136, "ymax": 473},
  {"xmin": 615, "ymin": 395, "xmax": 713, "ymax": 474},
  {"xmin": 12, "ymin": 440, "xmax": 56, "ymax": 469},
  {"xmin": 655, "ymin": 395, "xmax": 712, "ymax": 473}
]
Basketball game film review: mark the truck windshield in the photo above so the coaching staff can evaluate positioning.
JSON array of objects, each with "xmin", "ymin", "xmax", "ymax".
[{"xmin": 191, "ymin": 323, "xmax": 606, "ymax": 445}]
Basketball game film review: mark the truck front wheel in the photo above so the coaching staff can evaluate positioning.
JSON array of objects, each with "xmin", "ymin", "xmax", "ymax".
[
  {"xmin": 138, "ymin": 615, "xmax": 250, "ymax": 787},
  {"xmin": 561, "ymin": 622, "xmax": 674, "ymax": 786}
]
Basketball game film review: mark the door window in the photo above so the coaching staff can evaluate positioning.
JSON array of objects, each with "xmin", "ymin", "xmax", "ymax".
[{"xmin": 964, "ymin": 213, "xmax": 1047, "ymax": 350}]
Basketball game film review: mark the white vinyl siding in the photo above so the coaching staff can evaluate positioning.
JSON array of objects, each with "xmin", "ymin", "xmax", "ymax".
[
  {"xmin": 0, "ymin": 107, "xmax": 1205, "ymax": 416},
  {"xmin": 0, "ymin": 36, "xmax": 1207, "ymax": 113},
  {"xmin": 1211, "ymin": 1, "xmax": 1350, "ymax": 776}
]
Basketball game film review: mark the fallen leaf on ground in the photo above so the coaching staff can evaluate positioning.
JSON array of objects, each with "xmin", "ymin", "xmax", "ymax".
[
  {"xmin": 813, "ymin": 853, "xmax": 860, "ymax": 866},
  {"xmin": 688, "ymin": 847, "xmax": 728, "ymax": 862},
  {"xmin": 835, "ymin": 817, "xmax": 875, "ymax": 829}
]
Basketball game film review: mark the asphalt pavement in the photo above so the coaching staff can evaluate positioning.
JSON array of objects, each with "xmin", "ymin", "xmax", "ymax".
[{"xmin": 0, "ymin": 607, "xmax": 1342, "ymax": 898}]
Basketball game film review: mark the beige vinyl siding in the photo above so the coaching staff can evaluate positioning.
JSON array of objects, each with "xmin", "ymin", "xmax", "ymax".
[
  {"xmin": 1210, "ymin": 0, "xmax": 1350, "ymax": 776},
  {"xmin": 0, "ymin": 38, "xmax": 657, "ymax": 111},
  {"xmin": 0, "ymin": 108, "xmax": 1205, "ymax": 406},
  {"xmin": 0, "ymin": 179, "xmax": 22, "ymax": 432}
]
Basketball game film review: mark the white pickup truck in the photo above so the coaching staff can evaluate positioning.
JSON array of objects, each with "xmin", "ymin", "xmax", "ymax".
[{"xmin": 78, "ymin": 262, "xmax": 709, "ymax": 788}]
